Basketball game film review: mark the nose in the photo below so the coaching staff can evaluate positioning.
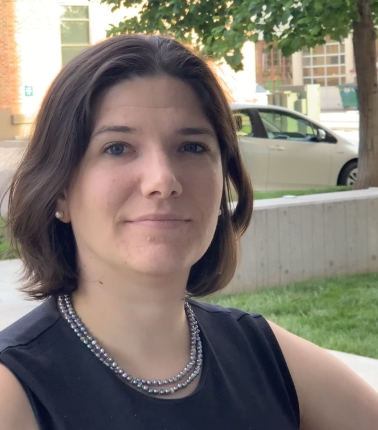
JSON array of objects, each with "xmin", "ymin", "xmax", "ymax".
[{"xmin": 140, "ymin": 151, "xmax": 183, "ymax": 199}]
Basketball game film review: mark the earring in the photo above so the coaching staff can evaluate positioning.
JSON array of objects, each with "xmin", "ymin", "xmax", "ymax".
[
  {"xmin": 218, "ymin": 209, "xmax": 222, "ymax": 216},
  {"xmin": 55, "ymin": 211, "xmax": 63, "ymax": 219}
]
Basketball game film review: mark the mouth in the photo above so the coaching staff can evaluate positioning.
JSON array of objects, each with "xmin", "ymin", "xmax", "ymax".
[{"xmin": 124, "ymin": 214, "xmax": 191, "ymax": 229}]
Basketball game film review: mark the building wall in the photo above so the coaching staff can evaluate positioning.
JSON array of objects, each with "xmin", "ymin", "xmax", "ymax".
[
  {"xmin": 0, "ymin": 0, "xmax": 259, "ymax": 138},
  {"xmin": 292, "ymin": 52, "xmax": 303, "ymax": 85},
  {"xmin": 0, "ymin": 0, "xmax": 132, "ymax": 139},
  {"xmin": 290, "ymin": 34, "xmax": 356, "ymax": 110},
  {"xmin": 14, "ymin": 0, "xmax": 61, "ymax": 123},
  {"xmin": 0, "ymin": 0, "xmax": 22, "ymax": 138},
  {"xmin": 217, "ymin": 42, "xmax": 257, "ymax": 102},
  {"xmin": 255, "ymin": 41, "xmax": 293, "ymax": 92}
]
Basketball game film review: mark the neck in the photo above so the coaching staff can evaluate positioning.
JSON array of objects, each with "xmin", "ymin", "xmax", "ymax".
[{"xmin": 70, "ymin": 260, "xmax": 192, "ymax": 381}]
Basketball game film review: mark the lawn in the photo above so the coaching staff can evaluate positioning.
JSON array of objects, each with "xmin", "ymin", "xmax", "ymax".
[
  {"xmin": 229, "ymin": 185, "xmax": 352, "ymax": 202},
  {"xmin": 254, "ymin": 186, "xmax": 352, "ymax": 200},
  {"xmin": 0, "ymin": 218, "xmax": 17, "ymax": 260},
  {"xmin": 204, "ymin": 273, "xmax": 378, "ymax": 359}
]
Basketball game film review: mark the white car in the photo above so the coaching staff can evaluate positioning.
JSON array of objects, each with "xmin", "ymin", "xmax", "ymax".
[{"xmin": 231, "ymin": 103, "xmax": 358, "ymax": 191}]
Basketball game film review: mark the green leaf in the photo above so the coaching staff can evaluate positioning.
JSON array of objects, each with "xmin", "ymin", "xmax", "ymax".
[{"xmin": 100, "ymin": 0, "xmax": 357, "ymax": 67}]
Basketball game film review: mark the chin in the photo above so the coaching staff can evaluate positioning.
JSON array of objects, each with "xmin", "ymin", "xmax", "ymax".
[
  {"xmin": 127, "ymin": 260, "xmax": 191, "ymax": 278},
  {"xmin": 118, "ymin": 246, "xmax": 199, "ymax": 277}
]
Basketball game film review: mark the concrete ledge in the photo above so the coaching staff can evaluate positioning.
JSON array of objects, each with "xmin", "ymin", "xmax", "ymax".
[
  {"xmin": 225, "ymin": 189, "xmax": 378, "ymax": 294},
  {"xmin": 328, "ymin": 350, "xmax": 378, "ymax": 392},
  {"xmin": 0, "ymin": 139, "xmax": 28, "ymax": 148}
]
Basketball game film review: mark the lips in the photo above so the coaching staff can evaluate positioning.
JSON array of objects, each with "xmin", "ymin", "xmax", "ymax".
[
  {"xmin": 124, "ymin": 213, "xmax": 191, "ymax": 229},
  {"xmin": 128, "ymin": 213, "xmax": 190, "ymax": 222}
]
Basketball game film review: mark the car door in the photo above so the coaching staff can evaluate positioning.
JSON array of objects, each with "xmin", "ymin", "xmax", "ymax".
[
  {"xmin": 257, "ymin": 108, "xmax": 334, "ymax": 190},
  {"xmin": 233, "ymin": 109, "xmax": 269, "ymax": 191}
]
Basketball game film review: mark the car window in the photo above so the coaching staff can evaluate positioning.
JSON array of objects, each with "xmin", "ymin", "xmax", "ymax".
[
  {"xmin": 258, "ymin": 109, "xmax": 317, "ymax": 142},
  {"xmin": 233, "ymin": 112, "xmax": 254, "ymax": 137}
]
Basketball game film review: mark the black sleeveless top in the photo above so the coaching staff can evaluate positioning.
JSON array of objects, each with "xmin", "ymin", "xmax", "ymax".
[{"xmin": 0, "ymin": 298, "xmax": 300, "ymax": 430}]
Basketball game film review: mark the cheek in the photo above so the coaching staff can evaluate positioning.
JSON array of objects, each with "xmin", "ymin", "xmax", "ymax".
[
  {"xmin": 183, "ymin": 163, "xmax": 223, "ymax": 240},
  {"xmin": 68, "ymin": 165, "xmax": 135, "ymax": 220},
  {"xmin": 192, "ymin": 162, "xmax": 223, "ymax": 205}
]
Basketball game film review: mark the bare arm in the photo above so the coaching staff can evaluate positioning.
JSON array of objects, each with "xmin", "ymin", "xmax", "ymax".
[
  {"xmin": 0, "ymin": 364, "xmax": 39, "ymax": 430},
  {"xmin": 268, "ymin": 321, "xmax": 378, "ymax": 430}
]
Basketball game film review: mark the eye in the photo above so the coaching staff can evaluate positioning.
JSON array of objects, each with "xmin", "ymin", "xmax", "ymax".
[
  {"xmin": 182, "ymin": 143, "xmax": 207, "ymax": 154},
  {"xmin": 104, "ymin": 143, "xmax": 130, "ymax": 156}
]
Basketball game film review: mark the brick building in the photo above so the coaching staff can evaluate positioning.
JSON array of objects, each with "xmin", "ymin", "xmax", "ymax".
[{"xmin": 0, "ymin": 0, "xmax": 131, "ymax": 139}]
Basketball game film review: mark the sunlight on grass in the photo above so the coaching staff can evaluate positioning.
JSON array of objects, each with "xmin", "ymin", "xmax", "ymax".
[{"xmin": 203, "ymin": 273, "xmax": 378, "ymax": 359}]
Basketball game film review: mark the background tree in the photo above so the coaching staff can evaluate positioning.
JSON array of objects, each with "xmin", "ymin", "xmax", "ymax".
[{"xmin": 101, "ymin": 0, "xmax": 378, "ymax": 189}]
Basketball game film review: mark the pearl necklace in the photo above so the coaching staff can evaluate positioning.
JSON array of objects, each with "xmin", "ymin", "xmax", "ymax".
[{"xmin": 58, "ymin": 295, "xmax": 203, "ymax": 396}]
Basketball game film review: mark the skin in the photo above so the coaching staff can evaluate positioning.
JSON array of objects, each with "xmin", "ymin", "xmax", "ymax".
[
  {"xmin": 59, "ymin": 76, "xmax": 223, "ymax": 393},
  {"xmin": 0, "ymin": 76, "xmax": 377, "ymax": 429}
]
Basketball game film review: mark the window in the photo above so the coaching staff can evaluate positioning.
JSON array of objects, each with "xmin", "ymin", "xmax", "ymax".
[
  {"xmin": 302, "ymin": 39, "xmax": 346, "ymax": 86},
  {"xmin": 60, "ymin": 6, "xmax": 90, "ymax": 66},
  {"xmin": 258, "ymin": 109, "xmax": 317, "ymax": 142},
  {"xmin": 312, "ymin": 56, "xmax": 325, "ymax": 66},
  {"xmin": 233, "ymin": 112, "xmax": 253, "ymax": 137},
  {"xmin": 258, "ymin": 43, "xmax": 293, "ymax": 92}
]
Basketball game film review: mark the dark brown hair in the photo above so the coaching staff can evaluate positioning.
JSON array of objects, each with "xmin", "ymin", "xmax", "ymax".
[{"xmin": 5, "ymin": 34, "xmax": 253, "ymax": 300}]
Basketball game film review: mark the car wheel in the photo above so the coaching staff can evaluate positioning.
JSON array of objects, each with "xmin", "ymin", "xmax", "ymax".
[{"xmin": 339, "ymin": 161, "xmax": 358, "ymax": 186}]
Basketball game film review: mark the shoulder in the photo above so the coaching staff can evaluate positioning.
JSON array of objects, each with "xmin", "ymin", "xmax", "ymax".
[
  {"xmin": 190, "ymin": 300, "xmax": 285, "ymax": 359},
  {"xmin": 189, "ymin": 300, "xmax": 277, "ymax": 346},
  {"xmin": 0, "ymin": 297, "xmax": 60, "ymax": 354},
  {"xmin": 0, "ymin": 363, "xmax": 39, "ymax": 429},
  {"xmin": 189, "ymin": 299, "xmax": 261, "ymax": 320},
  {"xmin": 268, "ymin": 321, "xmax": 378, "ymax": 430}
]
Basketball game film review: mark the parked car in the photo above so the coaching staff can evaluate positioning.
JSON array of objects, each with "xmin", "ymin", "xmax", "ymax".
[{"xmin": 231, "ymin": 103, "xmax": 358, "ymax": 191}]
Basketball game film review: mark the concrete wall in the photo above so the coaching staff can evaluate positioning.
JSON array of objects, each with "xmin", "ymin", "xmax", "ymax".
[
  {"xmin": 321, "ymin": 87, "xmax": 343, "ymax": 111},
  {"xmin": 292, "ymin": 51, "xmax": 303, "ymax": 85},
  {"xmin": 223, "ymin": 189, "xmax": 378, "ymax": 295}
]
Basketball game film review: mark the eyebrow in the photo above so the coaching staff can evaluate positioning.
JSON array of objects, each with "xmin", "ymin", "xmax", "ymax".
[
  {"xmin": 91, "ymin": 125, "xmax": 216, "ymax": 139},
  {"xmin": 91, "ymin": 125, "xmax": 136, "ymax": 139},
  {"xmin": 176, "ymin": 127, "xmax": 217, "ymax": 139}
]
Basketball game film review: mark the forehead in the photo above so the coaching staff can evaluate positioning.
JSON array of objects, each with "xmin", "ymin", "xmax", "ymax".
[{"xmin": 94, "ymin": 76, "xmax": 208, "ymax": 123}]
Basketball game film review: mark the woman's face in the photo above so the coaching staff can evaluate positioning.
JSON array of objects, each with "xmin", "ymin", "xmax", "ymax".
[{"xmin": 61, "ymin": 76, "xmax": 223, "ymax": 279}]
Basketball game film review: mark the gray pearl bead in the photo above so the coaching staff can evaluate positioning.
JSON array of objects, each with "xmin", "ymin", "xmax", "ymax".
[{"xmin": 58, "ymin": 295, "xmax": 202, "ymax": 397}]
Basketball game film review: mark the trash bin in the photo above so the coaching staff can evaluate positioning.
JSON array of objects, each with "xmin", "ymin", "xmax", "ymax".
[{"xmin": 338, "ymin": 83, "xmax": 358, "ymax": 110}]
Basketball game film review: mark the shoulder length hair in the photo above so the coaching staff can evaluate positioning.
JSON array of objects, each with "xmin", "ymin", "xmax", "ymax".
[{"xmin": 5, "ymin": 34, "xmax": 253, "ymax": 300}]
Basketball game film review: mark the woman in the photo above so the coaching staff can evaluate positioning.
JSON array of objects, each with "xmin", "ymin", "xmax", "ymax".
[{"xmin": 0, "ymin": 35, "xmax": 377, "ymax": 430}]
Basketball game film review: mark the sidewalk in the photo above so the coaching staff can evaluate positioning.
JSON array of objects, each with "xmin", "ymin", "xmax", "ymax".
[
  {"xmin": 0, "ymin": 144, "xmax": 26, "ymax": 216},
  {"xmin": 0, "ymin": 259, "xmax": 377, "ymax": 392},
  {"xmin": 319, "ymin": 110, "xmax": 359, "ymax": 131}
]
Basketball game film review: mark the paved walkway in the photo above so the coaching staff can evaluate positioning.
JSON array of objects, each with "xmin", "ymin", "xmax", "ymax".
[
  {"xmin": 319, "ymin": 110, "xmax": 359, "ymax": 131},
  {"xmin": 0, "ymin": 259, "xmax": 377, "ymax": 392},
  {"xmin": 0, "ymin": 143, "xmax": 26, "ymax": 216}
]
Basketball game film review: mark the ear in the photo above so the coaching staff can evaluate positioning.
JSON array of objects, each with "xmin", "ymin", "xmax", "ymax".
[{"xmin": 55, "ymin": 190, "xmax": 71, "ymax": 223}]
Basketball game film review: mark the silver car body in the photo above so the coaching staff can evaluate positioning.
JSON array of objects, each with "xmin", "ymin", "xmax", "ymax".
[{"xmin": 231, "ymin": 103, "xmax": 359, "ymax": 191}]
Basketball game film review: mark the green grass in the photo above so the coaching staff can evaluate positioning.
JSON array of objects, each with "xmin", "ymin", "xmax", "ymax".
[
  {"xmin": 0, "ymin": 218, "xmax": 17, "ymax": 260},
  {"xmin": 254, "ymin": 186, "xmax": 352, "ymax": 200},
  {"xmin": 229, "ymin": 185, "xmax": 352, "ymax": 202},
  {"xmin": 203, "ymin": 273, "xmax": 378, "ymax": 359}
]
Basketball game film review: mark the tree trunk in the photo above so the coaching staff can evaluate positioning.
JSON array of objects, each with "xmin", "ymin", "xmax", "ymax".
[{"xmin": 353, "ymin": 0, "xmax": 378, "ymax": 189}]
